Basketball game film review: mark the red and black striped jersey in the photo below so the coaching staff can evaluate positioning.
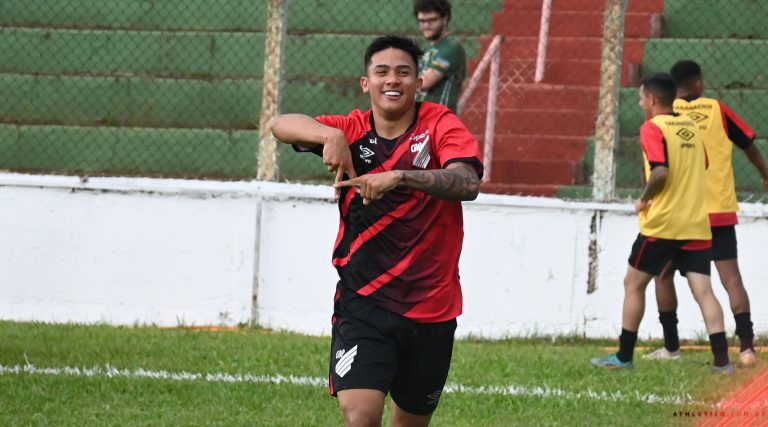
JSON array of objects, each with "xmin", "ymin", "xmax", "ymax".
[{"xmin": 303, "ymin": 102, "xmax": 482, "ymax": 323}]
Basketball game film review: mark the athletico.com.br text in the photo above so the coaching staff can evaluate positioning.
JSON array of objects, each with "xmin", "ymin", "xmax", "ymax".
[{"xmin": 672, "ymin": 408, "xmax": 768, "ymax": 418}]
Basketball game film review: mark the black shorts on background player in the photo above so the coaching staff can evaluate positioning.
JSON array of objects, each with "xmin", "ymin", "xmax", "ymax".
[
  {"xmin": 711, "ymin": 225, "xmax": 738, "ymax": 261},
  {"xmin": 329, "ymin": 283, "xmax": 456, "ymax": 415},
  {"xmin": 628, "ymin": 234, "xmax": 711, "ymax": 276}
]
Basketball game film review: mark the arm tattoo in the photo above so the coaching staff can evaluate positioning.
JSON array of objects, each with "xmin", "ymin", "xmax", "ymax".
[
  {"xmin": 640, "ymin": 167, "xmax": 668, "ymax": 201},
  {"xmin": 401, "ymin": 164, "xmax": 480, "ymax": 201}
]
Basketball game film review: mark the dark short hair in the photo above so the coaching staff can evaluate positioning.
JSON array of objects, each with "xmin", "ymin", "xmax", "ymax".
[
  {"xmin": 641, "ymin": 73, "xmax": 677, "ymax": 106},
  {"xmin": 363, "ymin": 35, "xmax": 423, "ymax": 73},
  {"xmin": 670, "ymin": 60, "xmax": 702, "ymax": 89},
  {"xmin": 413, "ymin": 0, "xmax": 452, "ymax": 22}
]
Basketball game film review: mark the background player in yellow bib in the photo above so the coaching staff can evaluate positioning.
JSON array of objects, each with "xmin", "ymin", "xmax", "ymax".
[
  {"xmin": 645, "ymin": 60, "xmax": 768, "ymax": 367},
  {"xmin": 591, "ymin": 73, "xmax": 731, "ymax": 374}
]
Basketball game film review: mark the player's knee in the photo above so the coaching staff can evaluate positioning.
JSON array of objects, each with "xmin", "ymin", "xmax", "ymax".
[
  {"xmin": 341, "ymin": 405, "xmax": 383, "ymax": 427},
  {"xmin": 720, "ymin": 274, "xmax": 744, "ymax": 292}
]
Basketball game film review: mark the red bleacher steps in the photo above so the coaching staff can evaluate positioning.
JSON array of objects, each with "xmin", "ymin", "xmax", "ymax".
[{"xmin": 466, "ymin": 0, "xmax": 664, "ymax": 196}]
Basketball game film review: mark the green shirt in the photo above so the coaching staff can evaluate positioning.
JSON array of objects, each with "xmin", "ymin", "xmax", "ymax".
[{"xmin": 417, "ymin": 35, "xmax": 466, "ymax": 113}]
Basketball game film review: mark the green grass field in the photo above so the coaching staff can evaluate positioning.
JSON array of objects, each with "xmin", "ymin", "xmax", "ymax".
[{"xmin": 1, "ymin": 322, "xmax": 764, "ymax": 426}]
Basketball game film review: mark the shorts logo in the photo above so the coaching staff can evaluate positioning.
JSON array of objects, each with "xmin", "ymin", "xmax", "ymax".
[
  {"xmin": 426, "ymin": 390, "xmax": 442, "ymax": 405},
  {"xmin": 335, "ymin": 345, "xmax": 358, "ymax": 378}
]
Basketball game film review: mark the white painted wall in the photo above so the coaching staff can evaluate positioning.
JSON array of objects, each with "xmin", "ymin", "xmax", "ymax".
[{"xmin": 2, "ymin": 173, "xmax": 767, "ymax": 340}]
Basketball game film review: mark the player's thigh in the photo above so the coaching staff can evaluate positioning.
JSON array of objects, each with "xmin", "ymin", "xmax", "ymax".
[
  {"xmin": 675, "ymin": 249, "xmax": 713, "ymax": 297},
  {"xmin": 711, "ymin": 226, "xmax": 738, "ymax": 261},
  {"xmin": 627, "ymin": 234, "xmax": 680, "ymax": 277},
  {"xmin": 390, "ymin": 318, "xmax": 457, "ymax": 416},
  {"xmin": 329, "ymin": 286, "xmax": 401, "ymax": 396}
]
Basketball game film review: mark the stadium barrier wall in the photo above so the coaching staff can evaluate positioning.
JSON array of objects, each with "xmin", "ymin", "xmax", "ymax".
[{"xmin": 1, "ymin": 172, "xmax": 767, "ymax": 340}]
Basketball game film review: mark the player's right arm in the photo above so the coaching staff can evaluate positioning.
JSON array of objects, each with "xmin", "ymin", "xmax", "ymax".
[{"xmin": 269, "ymin": 114, "xmax": 357, "ymax": 193}]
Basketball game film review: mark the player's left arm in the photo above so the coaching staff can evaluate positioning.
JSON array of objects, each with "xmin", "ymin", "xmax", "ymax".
[
  {"xmin": 743, "ymin": 144, "xmax": 768, "ymax": 189},
  {"xmin": 719, "ymin": 101, "xmax": 768, "ymax": 187},
  {"xmin": 333, "ymin": 163, "xmax": 479, "ymax": 205},
  {"xmin": 420, "ymin": 44, "xmax": 461, "ymax": 91},
  {"xmin": 420, "ymin": 68, "xmax": 446, "ymax": 91}
]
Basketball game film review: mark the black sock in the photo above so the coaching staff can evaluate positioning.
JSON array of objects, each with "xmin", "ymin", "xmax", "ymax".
[
  {"xmin": 709, "ymin": 332, "xmax": 729, "ymax": 367},
  {"xmin": 659, "ymin": 311, "xmax": 680, "ymax": 352},
  {"xmin": 617, "ymin": 329, "xmax": 638, "ymax": 363},
  {"xmin": 734, "ymin": 312, "xmax": 754, "ymax": 352}
]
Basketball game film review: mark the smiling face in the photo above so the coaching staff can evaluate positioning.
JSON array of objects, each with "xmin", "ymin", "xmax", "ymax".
[
  {"xmin": 417, "ymin": 11, "xmax": 448, "ymax": 41},
  {"xmin": 360, "ymin": 47, "xmax": 422, "ymax": 120}
]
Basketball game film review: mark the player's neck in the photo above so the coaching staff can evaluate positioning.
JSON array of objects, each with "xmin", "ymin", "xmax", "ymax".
[
  {"xmin": 372, "ymin": 107, "xmax": 417, "ymax": 139},
  {"xmin": 677, "ymin": 89, "xmax": 700, "ymax": 100},
  {"xmin": 430, "ymin": 31, "xmax": 449, "ymax": 45},
  {"xmin": 650, "ymin": 106, "xmax": 675, "ymax": 118}
]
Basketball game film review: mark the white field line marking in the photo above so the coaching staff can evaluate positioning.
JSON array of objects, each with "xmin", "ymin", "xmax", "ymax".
[{"xmin": 0, "ymin": 363, "xmax": 702, "ymax": 405}]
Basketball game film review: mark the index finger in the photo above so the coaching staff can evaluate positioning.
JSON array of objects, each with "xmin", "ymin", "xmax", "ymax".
[
  {"xmin": 334, "ymin": 168, "xmax": 344, "ymax": 199},
  {"xmin": 333, "ymin": 177, "xmax": 360, "ymax": 188}
]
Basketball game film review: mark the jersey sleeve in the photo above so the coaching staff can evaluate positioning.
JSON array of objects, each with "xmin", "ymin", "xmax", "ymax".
[
  {"xmin": 433, "ymin": 111, "xmax": 483, "ymax": 178},
  {"xmin": 640, "ymin": 121, "xmax": 668, "ymax": 167},
  {"xmin": 718, "ymin": 100, "xmax": 756, "ymax": 149},
  {"xmin": 291, "ymin": 114, "xmax": 355, "ymax": 156},
  {"xmin": 425, "ymin": 42, "xmax": 461, "ymax": 75}
]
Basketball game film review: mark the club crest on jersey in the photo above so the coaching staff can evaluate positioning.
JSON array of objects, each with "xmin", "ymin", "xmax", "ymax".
[
  {"xmin": 359, "ymin": 146, "xmax": 375, "ymax": 164},
  {"xmin": 411, "ymin": 134, "xmax": 431, "ymax": 169}
]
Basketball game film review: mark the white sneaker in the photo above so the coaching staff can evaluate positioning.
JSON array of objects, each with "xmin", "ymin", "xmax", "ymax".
[
  {"xmin": 642, "ymin": 347, "xmax": 681, "ymax": 360},
  {"xmin": 739, "ymin": 349, "xmax": 757, "ymax": 367}
]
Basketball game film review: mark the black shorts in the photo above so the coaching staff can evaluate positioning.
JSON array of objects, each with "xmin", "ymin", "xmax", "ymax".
[
  {"xmin": 711, "ymin": 225, "xmax": 738, "ymax": 261},
  {"xmin": 329, "ymin": 282, "xmax": 457, "ymax": 415},
  {"xmin": 628, "ymin": 234, "xmax": 711, "ymax": 277}
]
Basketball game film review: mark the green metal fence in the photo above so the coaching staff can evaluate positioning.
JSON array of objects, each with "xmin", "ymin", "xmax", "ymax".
[
  {"xmin": 1, "ymin": 0, "xmax": 767, "ymax": 201},
  {"xmin": 613, "ymin": 0, "xmax": 768, "ymax": 200}
]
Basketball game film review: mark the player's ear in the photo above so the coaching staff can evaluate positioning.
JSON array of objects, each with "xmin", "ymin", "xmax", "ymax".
[
  {"xmin": 416, "ymin": 75, "xmax": 423, "ymax": 92},
  {"xmin": 360, "ymin": 76, "xmax": 369, "ymax": 93}
]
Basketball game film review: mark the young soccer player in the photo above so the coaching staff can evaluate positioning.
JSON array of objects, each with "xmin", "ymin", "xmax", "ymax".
[
  {"xmin": 591, "ymin": 73, "xmax": 732, "ymax": 375},
  {"xmin": 645, "ymin": 60, "xmax": 768, "ymax": 366},
  {"xmin": 270, "ymin": 35, "xmax": 482, "ymax": 427}
]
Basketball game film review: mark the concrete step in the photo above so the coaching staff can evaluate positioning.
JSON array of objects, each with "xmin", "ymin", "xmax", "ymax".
[
  {"xmin": 493, "ymin": 109, "xmax": 596, "ymax": 137},
  {"xmin": 463, "ymin": 83, "xmax": 599, "ymax": 111},
  {"xmin": 498, "ymin": 37, "xmax": 646, "ymax": 63},
  {"xmin": 493, "ymin": 11, "xmax": 655, "ymax": 38},
  {"xmin": 489, "ymin": 159, "xmax": 585, "ymax": 185},
  {"xmin": 489, "ymin": 135, "xmax": 587, "ymax": 161},
  {"xmin": 501, "ymin": 0, "xmax": 664, "ymax": 13},
  {"xmin": 480, "ymin": 182, "xmax": 560, "ymax": 197}
]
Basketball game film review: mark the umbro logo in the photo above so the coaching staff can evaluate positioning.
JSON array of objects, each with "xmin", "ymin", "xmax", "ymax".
[
  {"xmin": 687, "ymin": 111, "xmax": 708, "ymax": 123},
  {"xmin": 427, "ymin": 390, "xmax": 442, "ymax": 405},
  {"xmin": 335, "ymin": 345, "xmax": 358, "ymax": 378},
  {"xmin": 676, "ymin": 128, "xmax": 695, "ymax": 141},
  {"xmin": 359, "ymin": 146, "xmax": 375, "ymax": 164}
]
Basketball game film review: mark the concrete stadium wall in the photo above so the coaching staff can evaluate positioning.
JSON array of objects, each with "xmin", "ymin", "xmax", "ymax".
[{"xmin": 2, "ymin": 173, "xmax": 768, "ymax": 340}]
